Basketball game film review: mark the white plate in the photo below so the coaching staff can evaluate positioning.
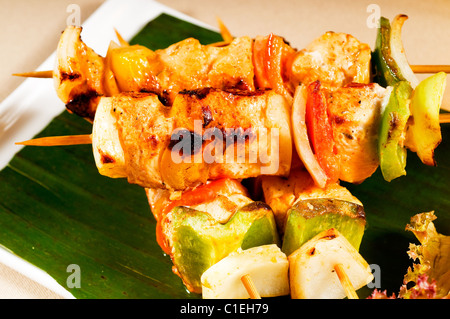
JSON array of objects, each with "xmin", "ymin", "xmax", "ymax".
[{"xmin": 0, "ymin": 0, "xmax": 216, "ymax": 299}]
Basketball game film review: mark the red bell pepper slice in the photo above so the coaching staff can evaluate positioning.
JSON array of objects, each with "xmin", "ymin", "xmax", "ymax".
[
  {"xmin": 265, "ymin": 33, "xmax": 293, "ymax": 101},
  {"xmin": 305, "ymin": 81, "xmax": 340, "ymax": 184},
  {"xmin": 253, "ymin": 34, "xmax": 294, "ymax": 101},
  {"xmin": 253, "ymin": 36, "xmax": 271, "ymax": 89}
]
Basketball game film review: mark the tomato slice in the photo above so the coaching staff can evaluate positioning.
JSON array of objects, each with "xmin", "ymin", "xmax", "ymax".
[{"xmin": 305, "ymin": 81, "xmax": 340, "ymax": 184}]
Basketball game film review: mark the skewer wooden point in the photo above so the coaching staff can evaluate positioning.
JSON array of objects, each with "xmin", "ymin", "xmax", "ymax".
[
  {"xmin": 12, "ymin": 70, "xmax": 53, "ymax": 78},
  {"xmin": 15, "ymin": 134, "xmax": 92, "ymax": 147},
  {"xmin": 216, "ymin": 16, "xmax": 234, "ymax": 43},
  {"xmin": 334, "ymin": 263, "xmax": 359, "ymax": 299},
  {"xmin": 411, "ymin": 65, "xmax": 450, "ymax": 74},
  {"xmin": 241, "ymin": 274, "xmax": 261, "ymax": 299},
  {"xmin": 114, "ymin": 28, "xmax": 130, "ymax": 47}
]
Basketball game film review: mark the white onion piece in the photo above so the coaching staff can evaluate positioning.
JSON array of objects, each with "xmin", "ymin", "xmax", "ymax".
[
  {"xmin": 53, "ymin": 26, "xmax": 83, "ymax": 103},
  {"xmin": 390, "ymin": 14, "xmax": 419, "ymax": 88},
  {"xmin": 291, "ymin": 85, "xmax": 328, "ymax": 188}
]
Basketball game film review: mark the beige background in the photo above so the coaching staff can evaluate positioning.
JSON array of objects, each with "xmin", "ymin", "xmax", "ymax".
[{"xmin": 0, "ymin": 0, "xmax": 448, "ymax": 298}]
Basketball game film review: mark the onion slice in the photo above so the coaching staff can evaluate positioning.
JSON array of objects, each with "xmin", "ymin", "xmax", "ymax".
[
  {"xmin": 390, "ymin": 14, "xmax": 419, "ymax": 88},
  {"xmin": 291, "ymin": 85, "xmax": 328, "ymax": 188}
]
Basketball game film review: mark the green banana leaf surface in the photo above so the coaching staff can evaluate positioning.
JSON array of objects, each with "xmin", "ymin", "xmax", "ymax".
[{"xmin": 0, "ymin": 13, "xmax": 448, "ymax": 299}]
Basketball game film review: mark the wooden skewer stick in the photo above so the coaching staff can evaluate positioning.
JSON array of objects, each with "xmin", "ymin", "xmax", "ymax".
[
  {"xmin": 411, "ymin": 65, "xmax": 450, "ymax": 74},
  {"xmin": 241, "ymin": 274, "xmax": 261, "ymax": 299},
  {"xmin": 334, "ymin": 263, "xmax": 358, "ymax": 299},
  {"xmin": 15, "ymin": 134, "xmax": 92, "ymax": 146},
  {"xmin": 11, "ymin": 112, "xmax": 450, "ymax": 147},
  {"xmin": 12, "ymin": 70, "xmax": 53, "ymax": 78},
  {"xmin": 439, "ymin": 113, "xmax": 450, "ymax": 124},
  {"xmin": 14, "ymin": 65, "xmax": 450, "ymax": 80}
]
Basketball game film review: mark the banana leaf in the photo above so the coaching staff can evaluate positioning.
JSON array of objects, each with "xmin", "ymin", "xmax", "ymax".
[{"xmin": 0, "ymin": 13, "xmax": 448, "ymax": 299}]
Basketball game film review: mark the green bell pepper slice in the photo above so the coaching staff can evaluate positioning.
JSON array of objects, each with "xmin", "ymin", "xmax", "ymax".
[
  {"xmin": 162, "ymin": 201, "xmax": 279, "ymax": 293},
  {"xmin": 372, "ymin": 15, "xmax": 419, "ymax": 88},
  {"xmin": 282, "ymin": 198, "xmax": 366, "ymax": 256},
  {"xmin": 378, "ymin": 81, "xmax": 413, "ymax": 182},
  {"xmin": 372, "ymin": 16, "xmax": 402, "ymax": 87}
]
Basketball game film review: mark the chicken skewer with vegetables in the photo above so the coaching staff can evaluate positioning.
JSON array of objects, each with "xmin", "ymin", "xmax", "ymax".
[
  {"xmin": 14, "ymin": 15, "xmax": 446, "ymax": 112},
  {"xmin": 16, "ymin": 14, "xmax": 447, "ymax": 187},
  {"xmin": 145, "ymin": 169, "xmax": 373, "ymax": 298},
  {"xmin": 17, "ymin": 81, "xmax": 384, "ymax": 187},
  {"xmin": 17, "ymin": 68, "xmax": 444, "ymax": 188},
  {"xmin": 86, "ymin": 88, "xmax": 292, "ymax": 191},
  {"xmin": 14, "ymin": 17, "xmax": 372, "ymax": 121}
]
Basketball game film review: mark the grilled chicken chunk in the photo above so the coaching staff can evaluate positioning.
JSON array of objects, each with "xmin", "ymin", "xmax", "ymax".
[
  {"xmin": 327, "ymin": 83, "xmax": 386, "ymax": 183},
  {"xmin": 155, "ymin": 37, "xmax": 255, "ymax": 103},
  {"xmin": 167, "ymin": 88, "xmax": 292, "ymax": 187},
  {"xmin": 289, "ymin": 32, "xmax": 371, "ymax": 89},
  {"xmin": 54, "ymin": 26, "xmax": 256, "ymax": 120},
  {"xmin": 92, "ymin": 88, "xmax": 292, "ymax": 191}
]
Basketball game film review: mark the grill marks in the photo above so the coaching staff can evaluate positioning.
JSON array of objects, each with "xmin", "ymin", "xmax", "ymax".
[
  {"xmin": 65, "ymin": 90, "xmax": 99, "ymax": 120},
  {"xmin": 167, "ymin": 88, "xmax": 260, "ymax": 158},
  {"xmin": 60, "ymin": 72, "xmax": 81, "ymax": 81},
  {"xmin": 201, "ymin": 105, "xmax": 213, "ymax": 127}
]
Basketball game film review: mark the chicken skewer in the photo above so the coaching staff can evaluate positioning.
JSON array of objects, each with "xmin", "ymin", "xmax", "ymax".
[
  {"xmin": 19, "ymin": 88, "xmax": 293, "ymax": 191},
  {"xmin": 15, "ymin": 63, "xmax": 450, "ymax": 78},
  {"xmin": 151, "ymin": 161, "xmax": 371, "ymax": 298},
  {"xmin": 13, "ymin": 84, "xmax": 371, "ymax": 296},
  {"xmin": 16, "ymin": 82, "xmax": 382, "ymax": 186},
  {"xmin": 14, "ymin": 15, "xmax": 447, "ymax": 190},
  {"xmin": 12, "ymin": 86, "xmax": 378, "ymax": 299},
  {"xmin": 16, "ymin": 76, "xmax": 446, "ymax": 189},
  {"xmin": 52, "ymin": 25, "xmax": 260, "ymax": 121},
  {"xmin": 13, "ymin": 18, "xmax": 449, "ymax": 112},
  {"xmin": 14, "ymin": 20, "xmax": 375, "ymax": 122},
  {"xmin": 144, "ymin": 160, "xmax": 370, "ymax": 298}
]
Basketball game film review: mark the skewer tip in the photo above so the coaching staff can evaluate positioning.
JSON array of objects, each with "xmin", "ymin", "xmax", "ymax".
[
  {"xmin": 15, "ymin": 134, "xmax": 92, "ymax": 147},
  {"xmin": 216, "ymin": 16, "xmax": 234, "ymax": 43},
  {"xmin": 241, "ymin": 274, "xmax": 261, "ymax": 299},
  {"xmin": 12, "ymin": 70, "xmax": 53, "ymax": 78},
  {"xmin": 114, "ymin": 28, "xmax": 130, "ymax": 47},
  {"xmin": 334, "ymin": 263, "xmax": 359, "ymax": 299}
]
